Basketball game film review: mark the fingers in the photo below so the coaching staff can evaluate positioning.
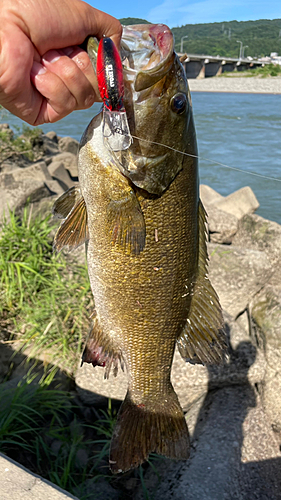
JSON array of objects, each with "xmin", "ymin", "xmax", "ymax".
[
  {"xmin": 0, "ymin": 0, "xmax": 122, "ymax": 125},
  {"xmin": 14, "ymin": 0, "xmax": 123, "ymax": 55},
  {"xmin": 0, "ymin": 22, "xmax": 43, "ymax": 124},
  {"xmin": 85, "ymin": 8, "xmax": 123, "ymax": 50},
  {"xmin": 31, "ymin": 46, "xmax": 101, "ymax": 124},
  {"xmin": 42, "ymin": 46, "xmax": 100, "ymax": 107}
]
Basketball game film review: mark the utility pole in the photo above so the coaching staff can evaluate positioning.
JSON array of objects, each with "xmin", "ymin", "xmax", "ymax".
[
  {"xmin": 237, "ymin": 40, "xmax": 243, "ymax": 60},
  {"xmin": 242, "ymin": 45, "xmax": 248, "ymax": 58},
  {"xmin": 229, "ymin": 28, "xmax": 231, "ymax": 40},
  {"xmin": 180, "ymin": 35, "xmax": 188, "ymax": 53}
]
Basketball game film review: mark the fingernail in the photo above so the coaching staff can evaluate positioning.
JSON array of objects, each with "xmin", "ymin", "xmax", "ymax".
[
  {"xmin": 62, "ymin": 47, "xmax": 74, "ymax": 56},
  {"xmin": 31, "ymin": 61, "xmax": 47, "ymax": 76},
  {"xmin": 42, "ymin": 50, "xmax": 61, "ymax": 64}
]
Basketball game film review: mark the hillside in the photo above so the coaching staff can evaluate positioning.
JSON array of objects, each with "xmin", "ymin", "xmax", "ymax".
[
  {"xmin": 119, "ymin": 18, "xmax": 281, "ymax": 58},
  {"xmin": 119, "ymin": 17, "xmax": 150, "ymax": 25}
]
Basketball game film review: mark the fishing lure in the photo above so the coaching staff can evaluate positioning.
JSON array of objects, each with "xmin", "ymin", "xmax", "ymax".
[{"xmin": 96, "ymin": 37, "xmax": 132, "ymax": 151}]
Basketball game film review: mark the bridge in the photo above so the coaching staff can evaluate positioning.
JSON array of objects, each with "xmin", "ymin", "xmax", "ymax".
[{"xmin": 178, "ymin": 53, "xmax": 266, "ymax": 78}]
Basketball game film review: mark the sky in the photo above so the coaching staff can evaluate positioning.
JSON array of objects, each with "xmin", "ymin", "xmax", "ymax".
[{"xmin": 89, "ymin": 0, "xmax": 280, "ymax": 27}]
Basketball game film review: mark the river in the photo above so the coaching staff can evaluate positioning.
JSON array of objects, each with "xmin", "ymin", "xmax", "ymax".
[{"xmin": 2, "ymin": 91, "xmax": 281, "ymax": 223}]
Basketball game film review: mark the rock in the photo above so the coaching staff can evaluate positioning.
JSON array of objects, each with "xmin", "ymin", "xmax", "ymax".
[
  {"xmin": 58, "ymin": 136, "xmax": 79, "ymax": 156},
  {"xmin": 30, "ymin": 134, "xmax": 59, "ymax": 157},
  {"xmin": 134, "ymin": 388, "xmax": 281, "ymax": 500},
  {"xmin": 73, "ymin": 477, "xmax": 120, "ymax": 500},
  {"xmin": 0, "ymin": 158, "xmax": 66, "ymax": 220},
  {"xmin": 200, "ymin": 184, "xmax": 224, "ymax": 206},
  {"xmin": 215, "ymin": 186, "xmax": 259, "ymax": 220},
  {"xmin": 48, "ymin": 161, "xmax": 75, "ymax": 190},
  {"xmin": 43, "ymin": 180, "xmax": 65, "ymax": 197},
  {"xmin": 0, "ymin": 161, "xmax": 22, "ymax": 173},
  {"xmin": 11, "ymin": 161, "xmax": 52, "ymax": 182},
  {"xmin": 75, "ymin": 311, "xmax": 266, "ymax": 411},
  {"xmin": 76, "ymin": 362, "xmax": 127, "ymax": 405},
  {"xmin": 232, "ymin": 213, "xmax": 281, "ymax": 265},
  {"xmin": 0, "ymin": 152, "xmax": 32, "ymax": 170},
  {"xmin": 0, "ymin": 179, "xmax": 52, "ymax": 221},
  {"xmin": 48, "ymin": 152, "xmax": 78, "ymax": 179},
  {"xmin": 206, "ymin": 204, "xmax": 238, "ymax": 244},
  {"xmin": 251, "ymin": 266, "xmax": 281, "ymax": 435},
  {"xmin": 208, "ymin": 243, "xmax": 272, "ymax": 318},
  {"xmin": 45, "ymin": 131, "xmax": 58, "ymax": 143}
]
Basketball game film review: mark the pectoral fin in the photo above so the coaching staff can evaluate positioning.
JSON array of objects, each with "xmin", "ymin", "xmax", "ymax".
[
  {"xmin": 53, "ymin": 195, "xmax": 89, "ymax": 252},
  {"xmin": 177, "ymin": 201, "xmax": 227, "ymax": 365},
  {"xmin": 104, "ymin": 164, "xmax": 146, "ymax": 255},
  {"xmin": 107, "ymin": 189, "xmax": 146, "ymax": 255},
  {"xmin": 52, "ymin": 186, "xmax": 82, "ymax": 219}
]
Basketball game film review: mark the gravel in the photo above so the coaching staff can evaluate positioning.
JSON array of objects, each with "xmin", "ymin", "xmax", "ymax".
[{"xmin": 188, "ymin": 76, "xmax": 281, "ymax": 94}]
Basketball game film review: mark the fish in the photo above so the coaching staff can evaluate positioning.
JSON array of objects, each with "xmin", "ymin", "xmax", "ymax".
[{"xmin": 53, "ymin": 24, "xmax": 227, "ymax": 474}]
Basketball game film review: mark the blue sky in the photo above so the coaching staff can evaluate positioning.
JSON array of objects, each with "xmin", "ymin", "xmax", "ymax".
[{"xmin": 88, "ymin": 0, "xmax": 280, "ymax": 27}]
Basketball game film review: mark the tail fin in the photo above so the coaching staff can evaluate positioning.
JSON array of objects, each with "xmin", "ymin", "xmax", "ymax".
[{"xmin": 109, "ymin": 386, "xmax": 190, "ymax": 473}]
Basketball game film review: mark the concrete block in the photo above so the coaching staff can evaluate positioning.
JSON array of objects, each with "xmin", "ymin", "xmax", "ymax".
[
  {"xmin": 58, "ymin": 137, "xmax": 79, "ymax": 156},
  {"xmin": 48, "ymin": 162, "xmax": 74, "ymax": 190},
  {"xmin": 11, "ymin": 161, "xmax": 52, "ymax": 182},
  {"xmin": 200, "ymin": 184, "xmax": 224, "ymax": 206},
  {"xmin": 44, "ymin": 180, "xmax": 65, "ymax": 196},
  {"xmin": 215, "ymin": 186, "xmax": 259, "ymax": 220},
  {"xmin": 48, "ymin": 153, "xmax": 78, "ymax": 179},
  {"xmin": 0, "ymin": 453, "xmax": 78, "ymax": 500}
]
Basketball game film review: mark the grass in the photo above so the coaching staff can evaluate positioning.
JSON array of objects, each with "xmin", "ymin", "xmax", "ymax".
[
  {"xmin": 0, "ymin": 122, "xmax": 43, "ymax": 162},
  {"xmin": 0, "ymin": 204, "xmax": 93, "ymax": 371},
  {"xmin": 0, "ymin": 370, "xmax": 161, "ymax": 499},
  {"xmin": 220, "ymin": 63, "xmax": 281, "ymax": 78},
  {"xmin": 0, "ymin": 371, "xmax": 119, "ymax": 499},
  {"xmin": 0, "ymin": 204, "xmax": 162, "ymax": 498}
]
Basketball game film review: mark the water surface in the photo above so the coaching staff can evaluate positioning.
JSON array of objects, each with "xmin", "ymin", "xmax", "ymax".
[{"xmin": 2, "ymin": 92, "xmax": 281, "ymax": 223}]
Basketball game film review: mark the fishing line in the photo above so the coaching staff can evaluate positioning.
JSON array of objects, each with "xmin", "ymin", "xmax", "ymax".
[{"xmin": 130, "ymin": 134, "xmax": 281, "ymax": 184}]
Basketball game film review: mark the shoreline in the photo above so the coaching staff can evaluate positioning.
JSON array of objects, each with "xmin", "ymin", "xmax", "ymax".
[{"xmin": 188, "ymin": 76, "xmax": 281, "ymax": 94}]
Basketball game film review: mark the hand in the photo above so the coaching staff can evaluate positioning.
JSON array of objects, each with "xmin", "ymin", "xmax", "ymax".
[{"xmin": 0, "ymin": 0, "xmax": 122, "ymax": 125}]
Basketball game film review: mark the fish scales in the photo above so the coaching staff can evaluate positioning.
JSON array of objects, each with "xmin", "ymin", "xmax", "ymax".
[
  {"xmin": 80, "ymin": 146, "xmax": 197, "ymax": 391},
  {"xmin": 53, "ymin": 23, "xmax": 227, "ymax": 473}
]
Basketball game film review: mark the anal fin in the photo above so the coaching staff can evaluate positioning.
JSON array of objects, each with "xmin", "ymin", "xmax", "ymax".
[
  {"xmin": 82, "ymin": 313, "xmax": 124, "ymax": 379},
  {"xmin": 177, "ymin": 200, "xmax": 227, "ymax": 365}
]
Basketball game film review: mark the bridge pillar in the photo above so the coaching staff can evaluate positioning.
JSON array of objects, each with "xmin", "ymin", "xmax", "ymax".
[
  {"xmin": 205, "ymin": 61, "xmax": 222, "ymax": 77},
  {"xmin": 184, "ymin": 61, "xmax": 205, "ymax": 79},
  {"xmin": 222, "ymin": 62, "xmax": 235, "ymax": 73}
]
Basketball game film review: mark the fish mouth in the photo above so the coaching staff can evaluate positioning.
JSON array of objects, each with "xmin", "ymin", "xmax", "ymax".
[{"xmin": 121, "ymin": 24, "xmax": 175, "ymax": 92}]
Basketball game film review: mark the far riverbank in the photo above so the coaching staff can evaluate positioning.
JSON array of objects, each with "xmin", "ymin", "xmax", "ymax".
[{"xmin": 188, "ymin": 76, "xmax": 281, "ymax": 94}]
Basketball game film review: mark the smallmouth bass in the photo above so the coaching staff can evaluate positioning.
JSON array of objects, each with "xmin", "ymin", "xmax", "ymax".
[{"xmin": 53, "ymin": 24, "xmax": 227, "ymax": 473}]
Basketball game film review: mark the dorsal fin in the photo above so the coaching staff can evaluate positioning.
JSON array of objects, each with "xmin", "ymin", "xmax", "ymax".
[{"xmin": 177, "ymin": 200, "xmax": 227, "ymax": 365}]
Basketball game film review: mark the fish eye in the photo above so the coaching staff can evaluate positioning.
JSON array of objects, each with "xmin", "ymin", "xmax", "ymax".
[{"xmin": 170, "ymin": 93, "xmax": 187, "ymax": 114}]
